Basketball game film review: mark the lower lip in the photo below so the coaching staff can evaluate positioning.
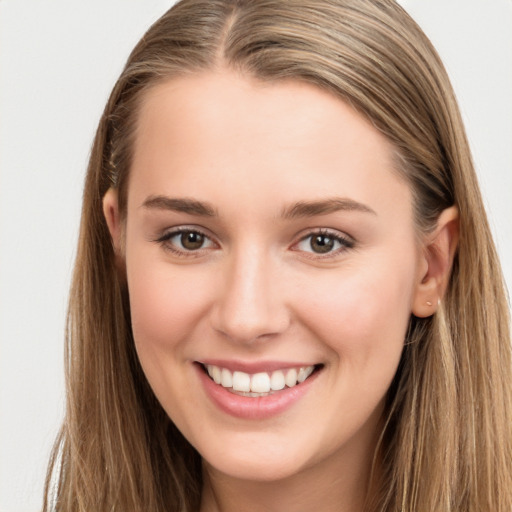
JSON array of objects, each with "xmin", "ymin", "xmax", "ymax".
[{"xmin": 195, "ymin": 364, "xmax": 320, "ymax": 420}]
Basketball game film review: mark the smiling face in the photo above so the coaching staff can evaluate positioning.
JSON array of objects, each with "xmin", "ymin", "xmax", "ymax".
[{"xmin": 104, "ymin": 70, "xmax": 427, "ymax": 489}]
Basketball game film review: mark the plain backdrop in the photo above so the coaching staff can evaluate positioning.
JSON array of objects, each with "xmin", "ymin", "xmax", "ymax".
[{"xmin": 0, "ymin": 1, "xmax": 511, "ymax": 511}]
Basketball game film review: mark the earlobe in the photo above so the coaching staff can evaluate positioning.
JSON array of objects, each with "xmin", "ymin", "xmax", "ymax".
[
  {"xmin": 102, "ymin": 188, "xmax": 122, "ymax": 254},
  {"xmin": 412, "ymin": 206, "xmax": 459, "ymax": 318}
]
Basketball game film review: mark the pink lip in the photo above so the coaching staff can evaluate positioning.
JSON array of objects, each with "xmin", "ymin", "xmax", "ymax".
[
  {"xmin": 195, "ymin": 363, "xmax": 321, "ymax": 420},
  {"xmin": 197, "ymin": 359, "xmax": 316, "ymax": 374}
]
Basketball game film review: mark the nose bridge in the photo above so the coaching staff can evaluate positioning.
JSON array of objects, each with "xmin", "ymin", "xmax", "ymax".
[{"xmin": 211, "ymin": 242, "xmax": 288, "ymax": 343}]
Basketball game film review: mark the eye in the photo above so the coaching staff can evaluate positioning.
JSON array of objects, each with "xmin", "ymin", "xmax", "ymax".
[
  {"xmin": 156, "ymin": 228, "xmax": 215, "ymax": 254},
  {"xmin": 295, "ymin": 230, "xmax": 354, "ymax": 255}
]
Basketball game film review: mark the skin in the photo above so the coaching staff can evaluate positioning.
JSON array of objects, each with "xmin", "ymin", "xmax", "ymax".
[{"xmin": 104, "ymin": 69, "xmax": 458, "ymax": 512}]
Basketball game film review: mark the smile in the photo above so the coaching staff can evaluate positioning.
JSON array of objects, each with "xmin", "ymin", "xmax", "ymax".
[
  {"xmin": 196, "ymin": 362, "xmax": 323, "ymax": 419},
  {"xmin": 203, "ymin": 364, "xmax": 317, "ymax": 397}
]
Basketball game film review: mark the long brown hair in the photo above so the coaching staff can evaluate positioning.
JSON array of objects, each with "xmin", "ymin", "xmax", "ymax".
[{"xmin": 44, "ymin": 1, "xmax": 512, "ymax": 510}]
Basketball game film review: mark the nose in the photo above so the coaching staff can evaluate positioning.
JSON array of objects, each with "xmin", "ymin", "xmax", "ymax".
[{"xmin": 210, "ymin": 247, "xmax": 290, "ymax": 344}]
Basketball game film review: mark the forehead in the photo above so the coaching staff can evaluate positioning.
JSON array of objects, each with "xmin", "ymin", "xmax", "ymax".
[
  {"xmin": 135, "ymin": 71, "xmax": 391, "ymax": 160},
  {"xmin": 129, "ymin": 70, "xmax": 412, "ymax": 222}
]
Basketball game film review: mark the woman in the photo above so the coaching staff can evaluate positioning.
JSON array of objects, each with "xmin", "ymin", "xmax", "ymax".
[{"xmin": 43, "ymin": 0, "xmax": 512, "ymax": 510}]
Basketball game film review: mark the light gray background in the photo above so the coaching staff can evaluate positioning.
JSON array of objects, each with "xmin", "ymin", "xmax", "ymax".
[{"xmin": 1, "ymin": 1, "xmax": 510, "ymax": 511}]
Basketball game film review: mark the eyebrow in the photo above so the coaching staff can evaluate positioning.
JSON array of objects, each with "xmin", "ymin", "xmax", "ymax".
[
  {"xmin": 142, "ymin": 195, "xmax": 217, "ymax": 216},
  {"xmin": 281, "ymin": 198, "xmax": 376, "ymax": 219},
  {"xmin": 141, "ymin": 195, "xmax": 376, "ymax": 219}
]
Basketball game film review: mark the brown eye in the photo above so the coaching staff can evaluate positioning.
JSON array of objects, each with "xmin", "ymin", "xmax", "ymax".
[
  {"xmin": 157, "ymin": 228, "xmax": 215, "ymax": 254},
  {"xmin": 310, "ymin": 234, "xmax": 335, "ymax": 254},
  {"xmin": 294, "ymin": 230, "xmax": 354, "ymax": 256},
  {"xmin": 180, "ymin": 231, "xmax": 205, "ymax": 250}
]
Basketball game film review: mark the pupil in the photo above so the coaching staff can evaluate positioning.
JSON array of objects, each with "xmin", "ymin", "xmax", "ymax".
[
  {"xmin": 311, "ymin": 235, "xmax": 334, "ymax": 254},
  {"xmin": 181, "ymin": 232, "xmax": 204, "ymax": 250}
]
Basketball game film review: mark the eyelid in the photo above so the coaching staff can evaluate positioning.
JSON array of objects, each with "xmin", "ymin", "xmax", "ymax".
[
  {"xmin": 154, "ymin": 225, "xmax": 218, "ymax": 256},
  {"xmin": 291, "ymin": 228, "xmax": 355, "ymax": 257},
  {"xmin": 152, "ymin": 225, "xmax": 354, "ymax": 259}
]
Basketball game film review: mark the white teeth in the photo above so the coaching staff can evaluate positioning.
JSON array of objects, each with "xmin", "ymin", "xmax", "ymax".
[
  {"xmin": 297, "ymin": 366, "xmax": 314, "ymax": 383},
  {"xmin": 210, "ymin": 365, "xmax": 221, "ymax": 384},
  {"xmin": 285, "ymin": 368, "xmax": 298, "ymax": 388},
  {"xmin": 221, "ymin": 368, "xmax": 232, "ymax": 388},
  {"xmin": 205, "ymin": 364, "xmax": 316, "ymax": 394},
  {"xmin": 270, "ymin": 370, "xmax": 286, "ymax": 391},
  {"xmin": 251, "ymin": 372, "xmax": 271, "ymax": 393},
  {"xmin": 232, "ymin": 371, "xmax": 251, "ymax": 392}
]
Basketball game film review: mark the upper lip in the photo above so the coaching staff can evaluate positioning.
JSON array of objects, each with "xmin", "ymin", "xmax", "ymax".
[{"xmin": 196, "ymin": 359, "xmax": 321, "ymax": 374}]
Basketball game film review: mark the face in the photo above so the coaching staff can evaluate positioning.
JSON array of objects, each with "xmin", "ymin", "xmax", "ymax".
[{"xmin": 109, "ymin": 71, "xmax": 427, "ymax": 484}]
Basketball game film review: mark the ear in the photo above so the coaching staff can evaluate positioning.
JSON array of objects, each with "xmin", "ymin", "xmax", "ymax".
[
  {"xmin": 412, "ymin": 206, "xmax": 459, "ymax": 318},
  {"xmin": 102, "ymin": 188, "xmax": 123, "ymax": 255}
]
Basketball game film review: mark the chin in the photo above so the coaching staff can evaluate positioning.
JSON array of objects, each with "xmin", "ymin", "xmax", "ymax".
[
  {"xmin": 198, "ymin": 431, "xmax": 312, "ymax": 483},
  {"xmin": 204, "ymin": 451, "xmax": 306, "ymax": 483}
]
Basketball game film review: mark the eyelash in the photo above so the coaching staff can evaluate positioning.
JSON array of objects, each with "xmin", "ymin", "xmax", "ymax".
[
  {"xmin": 155, "ymin": 227, "xmax": 215, "ymax": 257},
  {"xmin": 154, "ymin": 227, "xmax": 355, "ymax": 258},
  {"xmin": 293, "ymin": 229, "xmax": 355, "ymax": 258}
]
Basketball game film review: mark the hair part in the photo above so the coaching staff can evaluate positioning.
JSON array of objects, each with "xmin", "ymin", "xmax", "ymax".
[{"xmin": 44, "ymin": 1, "xmax": 512, "ymax": 511}]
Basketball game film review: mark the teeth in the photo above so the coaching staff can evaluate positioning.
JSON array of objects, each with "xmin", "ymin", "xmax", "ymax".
[
  {"xmin": 251, "ymin": 372, "xmax": 271, "ymax": 393},
  {"xmin": 221, "ymin": 368, "xmax": 232, "ymax": 388},
  {"xmin": 232, "ymin": 371, "xmax": 251, "ymax": 392},
  {"xmin": 212, "ymin": 365, "xmax": 222, "ymax": 384},
  {"xmin": 204, "ymin": 364, "xmax": 316, "ymax": 394},
  {"xmin": 285, "ymin": 368, "xmax": 298, "ymax": 387},
  {"xmin": 270, "ymin": 370, "xmax": 285, "ymax": 391},
  {"xmin": 297, "ymin": 366, "xmax": 314, "ymax": 383}
]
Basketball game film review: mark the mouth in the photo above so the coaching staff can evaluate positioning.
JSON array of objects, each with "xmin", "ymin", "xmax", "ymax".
[{"xmin": 199, "ymin": 362, "xmax": 323, "ymax": 397}]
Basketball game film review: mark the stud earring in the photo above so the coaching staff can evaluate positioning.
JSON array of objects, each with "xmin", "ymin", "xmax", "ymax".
[{"xmin": 426, "ymin": 301, "xmax": 433, "ymax": 306}]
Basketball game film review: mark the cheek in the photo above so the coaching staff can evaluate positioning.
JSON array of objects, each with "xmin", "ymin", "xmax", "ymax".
[
  {"xmin": 299, "ymin": 251, "xmax": 416, "ymax": 370},
  {"xmin": 124, "ymin": 254, "xmax": 215, "ymax": 424},
  {"xmin": 125, "ymin": 251, "xmax": 211, "ymax": 360}
]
